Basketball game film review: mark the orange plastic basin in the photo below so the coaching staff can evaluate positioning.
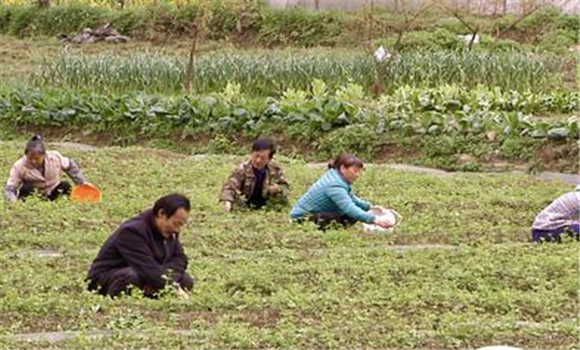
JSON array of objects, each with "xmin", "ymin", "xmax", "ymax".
[{"xmin": 71, "ymin": 184, "xmax": 102, "ymax": 203}]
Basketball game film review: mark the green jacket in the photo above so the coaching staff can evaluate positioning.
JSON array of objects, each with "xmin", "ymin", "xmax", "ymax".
[{"xmin": 220, "ymin": 160, "xmax": 289, "ymax": 204}]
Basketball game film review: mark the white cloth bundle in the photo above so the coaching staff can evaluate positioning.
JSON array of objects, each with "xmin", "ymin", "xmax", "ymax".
[{"xmin": 362, "ymin": 207, "xmax": 403, "ymax": 232}]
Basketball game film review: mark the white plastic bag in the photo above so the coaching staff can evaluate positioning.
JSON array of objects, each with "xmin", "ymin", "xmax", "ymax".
[
  {"xmin": 373, "ymin": 45, "xmax": 390, "ymax": 63},
  {"xmin": 363, "ymin": 207, "xmax": 403, "ymax": 233},
  {"xmin": 458, "ymin": 33, "xmax": 480, "ymax": 44}
]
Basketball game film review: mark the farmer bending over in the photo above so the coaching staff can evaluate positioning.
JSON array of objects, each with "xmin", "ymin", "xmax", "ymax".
[
  {"xmin": 290, "ymin": 154, "xmax": 393, "ymax": 230},
  {"xmin": 87, "ymin": 194, "xmax": 195, "ymax": 298},
  {"xmin": 4, "ymin": 135, "xmax": 90, "ymax": 202},
  {"xmin": 531, "ymin": 185, "xmax": 580, "ymax": 243},
  {"xmin": 220, "ymin": 138, "xmax": 289, "ymax": 211}
]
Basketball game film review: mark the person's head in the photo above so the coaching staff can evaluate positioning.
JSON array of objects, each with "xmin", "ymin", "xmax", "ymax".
[
  {"xmin": 152, "ymin": 193, "xmax": 191, "ymax": 237},
  {"xmin": 328, "ymin": 154, "xmax": 364, "ymax": 184},
  {"xmin": 250, "ymin": 138, "xmax": 276, "ymax": 170},
  {"xmin": 24, "ymin": 135, "xmax": 46, "ymax": 169}
]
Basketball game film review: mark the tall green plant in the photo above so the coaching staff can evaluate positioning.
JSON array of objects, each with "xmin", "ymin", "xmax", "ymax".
[{"xmin": 34, "ymin": 50, "xmax": 561, "ymax": 95}]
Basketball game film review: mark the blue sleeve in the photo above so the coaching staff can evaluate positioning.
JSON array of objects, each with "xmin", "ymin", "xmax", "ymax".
[
  {"xmin": 351, "ymin": 192, "xmax": 372, "ymax": 211},
  {"xmin": 326, "ymin": 186, "xmax": 376, "ymax": 223}
]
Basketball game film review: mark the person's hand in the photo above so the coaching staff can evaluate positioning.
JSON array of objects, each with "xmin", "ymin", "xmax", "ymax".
[
  {"xmin": 175, "ymin": 286, "xmax": 191, "ymax": 300},
  {"xmin": 267, "ymin": 184, "xmax": 281, "ymax": 194},
  {"xmin": 222, "ymin": 201, "xmax": 233, "ymax": 212},
  {"xmin": 143, "ymin": 285, "xmax": 156, "ymax": 296},
  {"xmin": 374, "ymin": 216, "xmax": 394, "ymax": 229}
]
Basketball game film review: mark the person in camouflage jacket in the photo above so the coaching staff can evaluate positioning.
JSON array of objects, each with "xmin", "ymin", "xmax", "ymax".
[{"xmin": 220, "ymin": 138, "xmax": 289, "ymax": 211}]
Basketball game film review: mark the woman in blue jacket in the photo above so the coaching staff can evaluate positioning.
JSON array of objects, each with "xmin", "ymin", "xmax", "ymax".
[{"xmin": 290, "ymin": 154, "xmax": 392, "ymax": 230}]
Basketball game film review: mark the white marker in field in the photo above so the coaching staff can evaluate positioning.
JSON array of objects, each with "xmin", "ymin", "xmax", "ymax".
[
  {"xmin": 458, "ymin": 33, "xmax": 480, "ymax": 44},
  {"xmin": 373, "ymin": 45, "xmax": 391, "ymax": 63}
]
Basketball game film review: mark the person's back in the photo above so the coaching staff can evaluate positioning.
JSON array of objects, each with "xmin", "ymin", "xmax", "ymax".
[
  {"xmin": 4, "ymin": 135, "xmax": 89, "ymax": 202},
  {"xmin": 289, "ymin": 155, "xmax": 393, "ymax": 230},
  {"xmin": 87, "ymin": 211, "xmax": 182, "ymax": 287},
  {"xmin": 532, "ymin": 187, "xmax": 580, "ymax": 242},
  {"xmin": 290, "ymin": 168, "xmax": 355, "ymax": 219},
  {"xmin": 87, "ymin": 194, "xmax": 194, "ymax": 297}
]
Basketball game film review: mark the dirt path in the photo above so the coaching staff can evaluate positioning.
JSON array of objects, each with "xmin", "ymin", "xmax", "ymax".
[
  {"xmin": 40, "ymin": 142, "xmax": 579, "ymax": 186},
  {"xmin": 310, "ymin": 162, "xmax": 579, "ymax": 186}
]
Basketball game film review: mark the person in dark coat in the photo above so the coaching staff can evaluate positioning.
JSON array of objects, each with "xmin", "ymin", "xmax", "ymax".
[{"xmin": 87, "ymin": 193, "xmax": 194, "ymax": 298}]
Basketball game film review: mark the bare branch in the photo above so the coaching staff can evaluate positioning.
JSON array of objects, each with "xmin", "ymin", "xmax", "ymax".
[
  {"xmin": 495, "ymin": 2, "xmax": 546, "ymax": 40},
  {"xmin": 392, "ymin": 0, "xmax": 438, "ymax": 53},
  {"xmin": 438, "ymin": 0, "xmax": 476, "ymax": 33},
  {"xmin": 184, "ymin": 0, "xmax": 211, "ymax": 94},
  {"xmin": 468, "ymin": 27, "xmax": 479, "ymax": 50},
  {"xmin": 184, "ymin": 23, "xmax": 200, "ymax": 95}
]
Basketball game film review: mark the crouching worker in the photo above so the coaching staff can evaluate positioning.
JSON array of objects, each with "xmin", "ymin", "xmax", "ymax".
[
  {"xmin": 220, "ymin": 138, "xmax": 289, "ymax": 212},
  {"xmin": 531, "ymin": 185, "xmax": 580, "ymax": 243},
  {"xmin": 4, "ymin": 135, "xmax": 90, "ymax": 202},
  {"xmin": 87, "ymin": 194, "xmax": 195, "ymax": 298},
  {"xmin": 290, "ymin": 154, "xmax": 393, "ymax": 230}
]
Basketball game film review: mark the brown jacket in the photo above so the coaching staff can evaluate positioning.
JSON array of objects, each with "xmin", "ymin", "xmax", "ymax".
[{"xmin": 220, "ymin": 160, "xmax": 289, "ymax": 204}]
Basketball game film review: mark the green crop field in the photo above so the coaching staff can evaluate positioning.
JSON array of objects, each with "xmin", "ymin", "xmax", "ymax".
[
  {"xmin": 0, "ymin": 2, "xmax": 578, "ymax": 348},
  {"xmin": 0, "ymin": 140, "xmax": 578, "ymax": 349}
]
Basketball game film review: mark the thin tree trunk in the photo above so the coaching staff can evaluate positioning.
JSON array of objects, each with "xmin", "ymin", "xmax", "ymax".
[
  {"xmin": 38, "ymin": 0, "xmax": 50, "ymax": 8},
  {"xmin": 468, "ymin": 27, "xmax": 479, "ymax": 51},
  {"xmin": 367, "ymin": 0, "xmax": 374, "ymax": 44},
  {"xmin": 184, "ymin": 23, "xmax": 199, "ymax": 94},
  {"xmin": 373, "ymin": 0, "xmax": 435, "ymax": 96}
]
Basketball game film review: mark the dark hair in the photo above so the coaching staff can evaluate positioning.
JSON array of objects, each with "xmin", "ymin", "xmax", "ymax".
[
  {"xmin": 153, "ymin": 193, "xmax": 191, "ymax": 217},
  {"xmin": 25, "ymin": 135, "xmax": 46, "ymax": 155},
  {"xmin": 252, "ymin": 138, "xmax": 276, "ymax": 158},
  {"xmin": 328, "ymin": 154, "xmax": 364, "ymax": 170}
]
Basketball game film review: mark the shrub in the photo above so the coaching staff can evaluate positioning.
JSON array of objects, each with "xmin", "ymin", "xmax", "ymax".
[
  {"xmin": 257, "ymin": 7, "xmax": 344, "ymax": 46},
  {"xmin": 3, "ymin": 5, "xmax": 105, "ymax": 36}
]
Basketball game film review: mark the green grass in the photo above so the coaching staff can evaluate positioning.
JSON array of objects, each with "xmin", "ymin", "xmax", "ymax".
[{"xmin": 0, "ymin": 140, "xmax": 578, "ymax": 349}]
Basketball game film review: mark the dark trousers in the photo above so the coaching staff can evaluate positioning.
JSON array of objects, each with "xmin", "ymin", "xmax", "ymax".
[
  {"xmin": 309, "ymin": 212, "xmax": 358, "ymax": 230},
  {"xmin": 246, "ymin": 195, "xmax": 267, "ymax": 209},
  {"xmin": 18, "ymin": 181, "xmax": 72, "ymax": 201},
  {"xmin": 241, "ymin": 193, "xmax": 288, "ymax": 211},
  {"xmin": 88, "ymin": 266, "xmax": 195, "ymax": 298},
  {"xmin": 532, "ymin": 223, "xmax": 580, "ymax": 243}
]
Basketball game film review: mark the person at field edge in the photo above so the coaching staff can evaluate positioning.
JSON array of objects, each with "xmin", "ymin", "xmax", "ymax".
[
  {"xmin": 220, "ymin": 138, "xmax": 289, "ymax": 211},
  {"xmin": 531, "ymin": 185, "xmax": 580, "ymax": 243},
  {"xmin": 3, "ymin": 135, "xmax": 92, "ymax": 202},
  {"xmin": 289, "ymin": 154, "xmax": 393, "ymax": 230},
  {"xmin": 87, "ymin": 194, "xmax": 195, "ymax": 298}
]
